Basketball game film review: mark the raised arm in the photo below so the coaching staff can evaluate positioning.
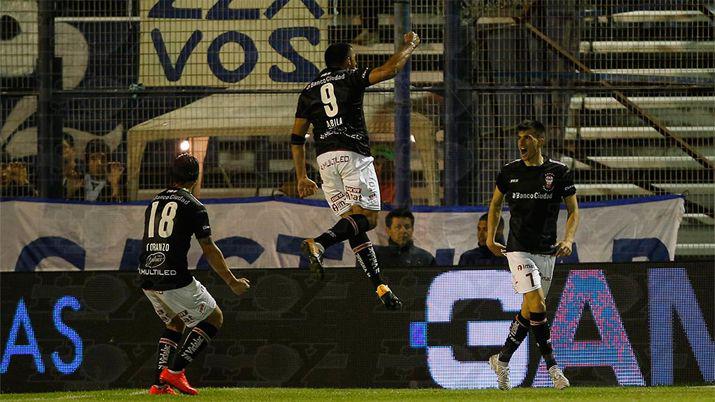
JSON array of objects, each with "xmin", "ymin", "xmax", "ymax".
[
  {"xmin": 198, "ymin": 236, "xmax": 250, "ymax": 295},
  {"xmin": 368, "ymin": 32, "xmax": 421, "ymax": 85},
  {"xmin": 486, "ymin": 187, "xmax": 507, "ymax": 257}
]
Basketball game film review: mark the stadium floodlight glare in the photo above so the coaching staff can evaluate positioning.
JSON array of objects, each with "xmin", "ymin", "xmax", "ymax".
[{"xmin": 179, "ymin": 140, "xmax": 190, "ymax": 152}]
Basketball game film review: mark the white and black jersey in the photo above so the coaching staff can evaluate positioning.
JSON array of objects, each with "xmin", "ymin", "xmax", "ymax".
[
  {"xmin": 496, "ymin": 157, "xmax": 576, "ymax": 254},
  {"xmin": 138, "ymin": 187, "xmax": 211, "ymax": 291},
  {"xmin": 295, "ymin": 67, "xmax": 374, "ymax": 157}
]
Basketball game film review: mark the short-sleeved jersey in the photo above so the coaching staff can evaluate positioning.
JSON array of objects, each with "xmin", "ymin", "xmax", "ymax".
[
  {"xmin": 496, "ymin": 157, "xmax": 576, "ymax": 254},
  {"xmin": 295, "ymin": 67, "xmax": 374, "ymax": 157},
  {"xmin": 139, "ymin": 187, "xmax": 211, "ymax": 291}
]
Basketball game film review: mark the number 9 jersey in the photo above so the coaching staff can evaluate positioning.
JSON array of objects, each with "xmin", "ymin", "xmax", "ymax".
[
  {"xmin": 295, "ymin": 67, "xmax": 374, "ymax": 157},
  {"xmin": 139, "ymin": 187, "xmax": 212, "ymax": 291}
]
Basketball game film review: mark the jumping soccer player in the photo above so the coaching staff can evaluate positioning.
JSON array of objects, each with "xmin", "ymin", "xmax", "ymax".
[
  {"xmin": 486, "ymin": 119, "xmax": 579, "ymax": 390},
  {"xmin": 290, "ymin": 32, "xmax": 421, "ymax": 309},
  {"xmin": 139, "ymin": 153, "xmax": 250, "ymax": 395}
]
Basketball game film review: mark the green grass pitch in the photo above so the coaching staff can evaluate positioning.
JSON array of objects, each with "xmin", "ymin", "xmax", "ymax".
[{"xmin": 1, "ymin": 387, "xmax": 714, "ymax": 401}]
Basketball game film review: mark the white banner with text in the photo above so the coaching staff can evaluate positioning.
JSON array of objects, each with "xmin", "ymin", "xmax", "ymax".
[{"xmin": 0, "ymin": 195, "xmax": 683, "ymax": 271}]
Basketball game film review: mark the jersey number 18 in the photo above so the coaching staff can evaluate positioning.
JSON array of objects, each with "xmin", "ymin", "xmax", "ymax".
[{"xmin": 148, "ymin": 201, "xmax": 177, "ymax": 238}]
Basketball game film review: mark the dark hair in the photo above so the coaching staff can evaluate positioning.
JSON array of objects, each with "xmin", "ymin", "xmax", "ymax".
[
  {"xmin": 324, "ymin": 43, "xmax": 352, "ymax": 68},
  {"xmin": 85, "ymin": 139, "xmax": 110, "ymax": 163},
  {"xmin": 386, "ymin": 207, "xmax": 415, "ymax": 228},
  {"xmin": 172, "ymin": 153, "xmax": 199, "ymax": 183},
  {"xmin": 479, "ymin": 213, "xmax": 504, "ymax": 228},
  {"xmin": 516, "ymin": 119, "xmax": 546, "ymax": 138}
]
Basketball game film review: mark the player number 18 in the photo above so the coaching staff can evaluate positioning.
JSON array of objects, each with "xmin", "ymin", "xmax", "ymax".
[
  {"xmin": 320, "ymin": 83, "xmax": 339, "ymax": 117},
  {"xmin": 148, "ymin": 201, "xmax": 178, "ymax": 238}
]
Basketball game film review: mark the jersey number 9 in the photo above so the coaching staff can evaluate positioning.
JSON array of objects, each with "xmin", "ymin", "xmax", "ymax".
[{"xmin": 320, "ymin": 83, "xmax": 339, "ymax": 117}]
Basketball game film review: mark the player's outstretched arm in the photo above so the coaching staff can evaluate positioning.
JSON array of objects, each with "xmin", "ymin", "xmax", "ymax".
[
  {"xmin": 290, "ymin": 117, "xmax": 318, "ymax": 198},
  {"xmin": 486, "ymin": 187, "xmax": 507, "ymax": 257},
  {"xmin": 368, "ymin": 31, "xmax": 421, "ymax": 85},
  {"xmin": 554, "ymin": 195, "xmax": 580, "ymax": 257},
  {"xmin": 198, "ymin": 236, "xmax": 250, "ymax": 296}
]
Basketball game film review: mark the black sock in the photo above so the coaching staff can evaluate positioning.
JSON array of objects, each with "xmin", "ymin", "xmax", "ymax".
[
  {"xmin": 314, "ymin": 214, "xmax": 371, "ymax": 249},
  {"xmin": 530, "ymin": 312, "xmax": 557, "ymax": 369},
  {"xmin": 498, "ymin": 313, "xmax": 530, "ymax": 363},
  {"xmin": 349, "ymin": 233, "xmax": 384, "ymax": 288},
  {"xmin": 155, "ymin": 328, "xmax": 182, "ymax": 385},
  {"xmin": 170, "ymin": 321, "xmax": 219, "ymax": 372}
]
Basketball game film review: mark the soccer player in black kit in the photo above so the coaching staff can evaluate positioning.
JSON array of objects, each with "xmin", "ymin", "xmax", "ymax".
[
  {"xmin": 486, "ymin": 120, "xmax": 579, "ymax": 390},
  {"xmin": 139, "ymin": 154, "xmax": 250, "ymax": 395},
  {"xmin": 289, "ymin": 32, "xmax": 421, "ymax": 309}
]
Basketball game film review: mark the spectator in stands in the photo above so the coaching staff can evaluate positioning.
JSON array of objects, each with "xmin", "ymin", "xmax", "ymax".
[
  {"xmin": 459, "ymin": 213, "xmax": 508, "ymax": 266},
  {"xmin": 63, "ymin": 133, "xmax": 84, "ymax": 199},
  {"xmin": 0, "ymin": 161, "xmax": 37, "ymax": 198},
  {"xmin": 374, "ymin": 208, "xmax": 436, "ymax": 267},
  {"xmin": 82, "ymin": 139, "xmax": 124, "ymax": 202}
]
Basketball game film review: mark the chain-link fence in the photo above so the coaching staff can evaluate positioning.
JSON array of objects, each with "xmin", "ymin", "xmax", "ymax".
[{"xmin": 1, "ymin": 0, "xmax": 713, "ymax": 256}]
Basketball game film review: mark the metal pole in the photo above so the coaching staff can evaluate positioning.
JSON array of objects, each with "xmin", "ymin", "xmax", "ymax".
[
  {"xmin": 443, "ymin": 0, "xmax": 459, "ymax": 205},
  {"xmin": 37, "ymin": 0, "xmax": 63, "ymax": 198},
  {"xmin": 393, "ymin": 0, "xmax": 412, "ymax": 208}
]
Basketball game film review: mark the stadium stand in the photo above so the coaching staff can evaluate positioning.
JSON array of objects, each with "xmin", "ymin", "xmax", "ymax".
[{"xmin": 565, "ymin": 6, "xmax": 714, "ymax": 257}]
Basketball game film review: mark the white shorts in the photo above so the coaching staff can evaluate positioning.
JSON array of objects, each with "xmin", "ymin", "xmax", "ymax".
[
  {"xmin": 317, "ymin": 150, "xmax": 381, "ymax": 216},
  {"xmin": 505, "ymin": 251, "xmax": 556, "ymax": 296},
  {"xmin": 143, "ymin": 278, "xmax": 217, "ymax": 328}
]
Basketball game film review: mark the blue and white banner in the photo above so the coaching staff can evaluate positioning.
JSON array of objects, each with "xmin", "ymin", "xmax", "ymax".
[
  {"xmin": 0, "ymin": 195, "xmax": 683, "ymax": 271},
  {"xmin": 139, "ymin": 0, "xmax": 328, "ymax": 88}
]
